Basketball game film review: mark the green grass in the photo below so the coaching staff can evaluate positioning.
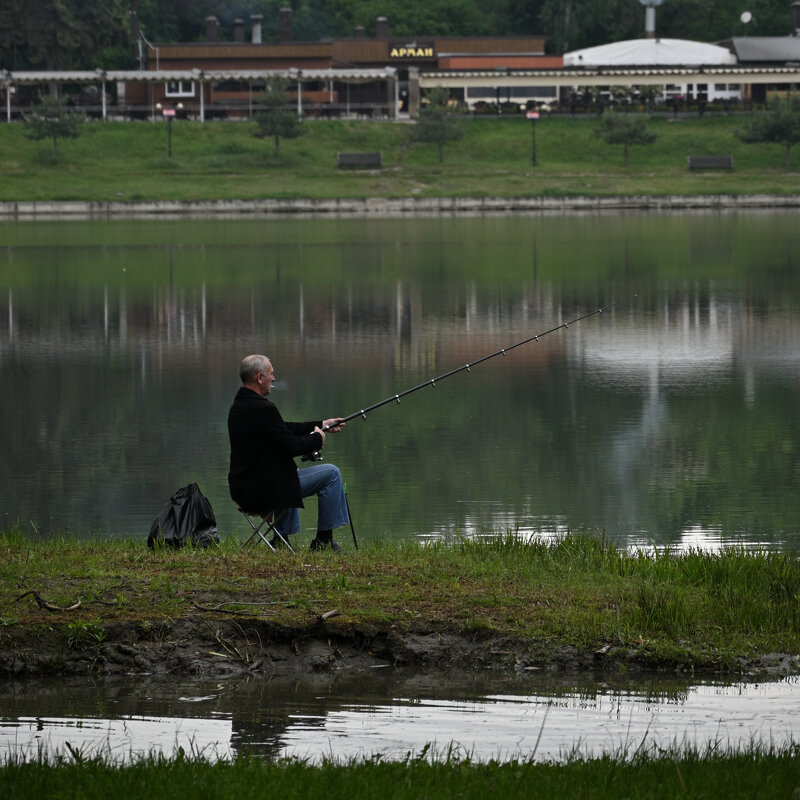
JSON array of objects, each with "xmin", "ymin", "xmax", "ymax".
[
  {"xmin": 2, "ymin": 743, "xmax": 800, "ymax": 799},
  {"xmin": 1, "ymin": 114, "xmax": 799, "ymax": 202},
  {"xmin": 2, "ymin": 530, "xmax": 799, "ymax": 669},
  {"xmin": 3, "ymin": 532, "xmax": 800, "ymax": 789}
]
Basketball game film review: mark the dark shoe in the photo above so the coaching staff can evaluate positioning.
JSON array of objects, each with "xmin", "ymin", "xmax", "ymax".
[
  {"xmin": 270, "ymin": 534, "xmax": 290, "ymax": 549},
  {"xmin": 309, "ymin": 537, "xmax": 343, "ymax": 553}
]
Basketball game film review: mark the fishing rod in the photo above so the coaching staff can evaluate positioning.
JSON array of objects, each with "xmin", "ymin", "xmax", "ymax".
[{"xmin": 303, "ymin": 298, "xmax": 623, "ymax": 461}]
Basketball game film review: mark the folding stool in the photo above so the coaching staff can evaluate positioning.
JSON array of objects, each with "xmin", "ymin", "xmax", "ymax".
[{"xmin": 237, "ymin": 507, "xmax": 295, "ymax": 552}]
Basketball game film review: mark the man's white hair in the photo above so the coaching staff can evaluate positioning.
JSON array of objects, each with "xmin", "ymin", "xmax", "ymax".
[{"xmin": 239, "ymin": 354, "xmax": 271, "ymax": 384}]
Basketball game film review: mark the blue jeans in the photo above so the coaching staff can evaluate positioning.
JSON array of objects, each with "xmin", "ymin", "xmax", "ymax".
[{"xmin": 273, "ymin": 463, "xmax": 350, "ymax": 537}]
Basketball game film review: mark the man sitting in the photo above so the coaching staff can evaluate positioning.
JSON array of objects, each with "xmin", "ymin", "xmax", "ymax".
[{"xmin": 227, "ymin": 354, "xmax": 349, "ymax": 551}]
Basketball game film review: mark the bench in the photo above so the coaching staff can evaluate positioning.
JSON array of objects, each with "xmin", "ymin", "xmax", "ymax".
[
  {"xmin": 687, "ymin": 155, "xmax": 733, "ymax": 170},
  {"xmin": 337, "ymin": 151, "xmax": 382, "ymax": 169}
]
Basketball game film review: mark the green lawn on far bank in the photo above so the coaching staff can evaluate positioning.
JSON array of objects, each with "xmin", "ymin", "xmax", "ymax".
[
  {"xmin": 1, "ymin": 114, "xmax": 799, "ymax": 203},
  {"xmin": 2, "ymin": 531, "xmax": 799, "ymax": 672}
]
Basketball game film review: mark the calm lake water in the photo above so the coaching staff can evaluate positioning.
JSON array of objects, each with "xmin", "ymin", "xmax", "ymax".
[
  {"xmin": 2, "ymin": 670, "xmax": 798, "ymax": 764},
  {"xmin": 1, "ymin": 212, "xmax": 800, "ymax": 550},
  {"xmin": 2, "ymin": 212, "xmax": 800, "ymax": 764}
]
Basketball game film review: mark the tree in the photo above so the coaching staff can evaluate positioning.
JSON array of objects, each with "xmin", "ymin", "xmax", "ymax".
[
  {"xmin": 0, "ymin": 0, "xmax": 128, "ymax": 70},
  {"xmin": 610, "ymin": 85, "xmax": 632, "ymax": 110},
  {"xmin": 637, "ymin": 85, "xmax": 659, "ymax": 113},
  {"xmin": 657, "ymin": 0, "xmax": 790, "ymax": 42},
  {"xmin": 134, "ymin": 0, "xmax": 217, "ymax": 45},
  {"xmin": 538, "ymin": 0, "xmax": 639, "ymax": 53},
  {"xmin": 3, "ymin": 0, "xmax": 798, "ymax": 70},
  {"xmin": 535, "ymin": 0, "xmax": 795, "ymax": 54},
  {"xmin": 411, "ymin": 87, "xmax": 464, "ymax": 164},
  {"xmin": 24, "ymin": 97, "xmax": 84, "ymax": 152},
  {"xmin": 263, "ymin": 0, "xmax": 492, "ymax": 39},
  {"xmin": 737, "ymin": 96, "xmax": 800, "ymax": 168},
  {"xmin": 597, "ymin": 113, "xmax": 656, "ymax": 167},
  {"xmin": 251, "ymin": 75, "xmax": 304, "ymax": 156}
]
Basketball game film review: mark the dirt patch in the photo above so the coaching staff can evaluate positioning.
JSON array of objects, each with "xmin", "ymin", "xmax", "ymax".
[{"xmin": 1, "ymin": 616, "xmax": 798, "ymax": 679}]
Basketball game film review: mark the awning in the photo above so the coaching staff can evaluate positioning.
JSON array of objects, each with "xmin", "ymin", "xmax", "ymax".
[
  {"xmin": 0, "ymin": 70, "xmax": 107, "ymax": 84},
  {"xmin": 1, "ymin": 67, "xmax": 397, "ymax": 85},
  {"xmin": 418, "ymin": 65, "xmax": 800, "ymax": 89}
]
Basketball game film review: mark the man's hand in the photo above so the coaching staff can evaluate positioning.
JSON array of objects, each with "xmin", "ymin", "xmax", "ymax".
[
  {"xmin": 313, "ymin": 426, "xmax": 327, "ymax": 446},
  {"xmin": 323, "ymin": 418, "xmax": 346, "ymax": 433}
]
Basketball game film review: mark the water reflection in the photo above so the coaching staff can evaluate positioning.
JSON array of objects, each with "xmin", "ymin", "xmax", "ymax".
[
  {"xmin": 1, "ymin": 214, "xmax": 800, "ymax": 549},
  {"xmin": 1, "ymin": 671, "xmax": 797, "ymax": 764},
  {"xmin": 425, "ymin": 521, "xmax": 768, "ymax": 555}
]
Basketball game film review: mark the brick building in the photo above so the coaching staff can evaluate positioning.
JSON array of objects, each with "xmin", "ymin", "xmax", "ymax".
[{"xmin": 127, "ymin": 9, "xmax": 557, "ymax": 117}]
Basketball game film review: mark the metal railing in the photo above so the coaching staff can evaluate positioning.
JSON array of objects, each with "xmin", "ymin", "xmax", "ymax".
[{"xmin": 1, "ymin": 101, "xmax": 396, "ymax": 122}]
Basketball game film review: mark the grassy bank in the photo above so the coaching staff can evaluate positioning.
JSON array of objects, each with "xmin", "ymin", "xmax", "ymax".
[
  {"xmin": 1, "ymin": 114, "xmax": 799, "ymax": 203},
  {"xmin": 2, "ymin": 531, "xmax": 799, "ymax": 671},
  {"xmin": 3, "ymin": 744, "xmax": 800, "ymax": 799}
]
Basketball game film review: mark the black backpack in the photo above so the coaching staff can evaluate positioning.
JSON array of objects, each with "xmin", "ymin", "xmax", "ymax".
[{"xmin": 147, "ymin": 483, "xmax": 219, "ymax": 548}]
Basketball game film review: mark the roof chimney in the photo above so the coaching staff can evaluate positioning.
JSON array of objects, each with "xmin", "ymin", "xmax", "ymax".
[
  {"xmin": 206, "ymin": 15, "xmax": 219, "ymax": 42},
  {"xmin": 233, "ymin": 18, "xmax": 245, "ymax": 42},
  {"xmin": 644, "ymin": 5, "xmax": 656, "ymax": 38},
  {"xmin": 355, "ymin": 25, "xmax": 365, "ymax": 38},
  {"xmin": 279, "ymin": 7, "xmax": 293, "ymax": 42},
  {"xmin": 251, "ymin": 14, "xmax": 263, "ymax": 43},
  {"xmin": 793, "ymin": 1, "xmax": 800, "ymax": 35},
  {"xmin": 639, "ymin": 0, "xmax": 665, "ymax": 39},
  {"xmin": 376, "ymin": 16, "xmax": 389, "ymax": 39}
]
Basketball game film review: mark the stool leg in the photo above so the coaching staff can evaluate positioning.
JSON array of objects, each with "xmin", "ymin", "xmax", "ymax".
[
  {"xmin": 240, "ymin": 511, "xmax": 276, "ymax": 550},
  {"xmin": 267, "ymin": 509, "xmax": 296, "ymax": 553},
  {"xmin": 271, "ymin": 529, "xmax": 295, "ymax": 552},
  {"xmin": 239, "ymin": 509, "xmax": 296, "ymax": 553}
]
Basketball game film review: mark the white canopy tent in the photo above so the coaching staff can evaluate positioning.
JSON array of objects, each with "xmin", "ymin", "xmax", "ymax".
[
  {"xmin": 563, "ymin": 39, "xmax": 740, "ymax": 103},
  {"xmin": 564, "ymin": 39, "xmax": 737, "ymax": 67}
]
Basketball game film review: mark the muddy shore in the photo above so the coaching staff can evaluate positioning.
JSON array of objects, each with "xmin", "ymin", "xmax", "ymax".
[{"xmin": 2, "ymin": 616, "xmax": 798, "ymax": 680}]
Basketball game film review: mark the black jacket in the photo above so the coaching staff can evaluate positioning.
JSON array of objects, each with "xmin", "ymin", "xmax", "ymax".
[{"xmin": 227, "ymin": 387, "xmax": 322, "ymax": 513}]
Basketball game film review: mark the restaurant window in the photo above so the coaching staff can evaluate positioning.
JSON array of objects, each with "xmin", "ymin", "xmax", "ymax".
[{"xmin": 165, "ymin": 80, "xmax": 195, "ymax": 97}]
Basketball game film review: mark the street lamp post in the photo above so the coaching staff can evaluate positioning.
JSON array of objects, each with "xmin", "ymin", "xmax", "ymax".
[
  {"xmin": 526, "ymin": 109, "xmax": 539, "ymax": 166},
  {"xmin": 155, "ymin": 102, "xmax": 183, "ymax": 157}
]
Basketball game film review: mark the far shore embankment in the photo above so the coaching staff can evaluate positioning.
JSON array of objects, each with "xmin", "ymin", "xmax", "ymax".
[{"xmin": 2, "ymin": 194, "xmax": 800, "ymax": 219}]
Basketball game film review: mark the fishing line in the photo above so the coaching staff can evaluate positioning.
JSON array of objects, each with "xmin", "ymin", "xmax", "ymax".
[
  {"xmin": 311, "ymin": 298, "xmax": 624, "ymax": 444},
  {"xmin": 303, "ymin": 297, "xmax": 626, "ymax": 549}
]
